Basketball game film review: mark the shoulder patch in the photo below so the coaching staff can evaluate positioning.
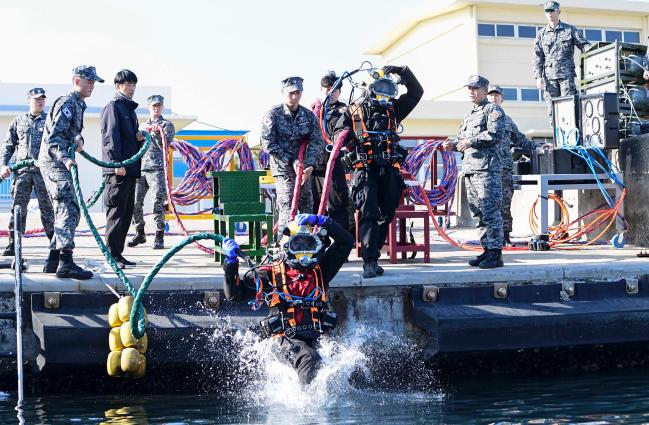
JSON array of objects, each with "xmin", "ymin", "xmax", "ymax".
[
  {"xmin": 62, "ymin": 107, "xmax": 72, "ymax": 119},
  {"xmin": 489, "ymin": 110, "xmax": 501, "ymax": 120}
]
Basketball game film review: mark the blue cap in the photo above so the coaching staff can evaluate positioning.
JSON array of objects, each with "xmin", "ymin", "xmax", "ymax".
[
  {"xmin": 544, "ymin": 1, "xmax": 560, "ymax": 11},
  {"xmin": 282, "ymin": 76, "xmax": 304, "ymax": 92},
  {"xmin": 72, "ymin": 65, "xmax": 104, "ymax": 83},
  {"xmin": 465, "ymin": 75, "xmax": 490, "ymax": 89},
  {"xmin": 147, "ymin": 95, "xmax": 164, "ymax": 105},
  {"xmin": 28, "ymin": 87, "xmax": 46, "ymax": 99}
]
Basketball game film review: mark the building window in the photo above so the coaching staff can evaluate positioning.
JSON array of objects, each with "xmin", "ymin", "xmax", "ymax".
[
  {"xmin": 585, "ymin": 28, "xmax": 602, "ymax": 42},
  {"xmin": 518, "ymin": 25, "xmax": 537, "ymax": 38},
  {"xmin": 624, "ymin": 31, "xmax": 640, "ymax": 43},
  {"xmin": 496, "ymin": 24, "xmax": 515, "ymax": 37},
  {"xmin": 605, "ymin": 30, "xmax": 623, "ymax": 42},
  {"xmin": 478, "ymin": 22, "xmax": 641, "ymax": 44},
  {"xmin": 521, "ymin": 88, "xmax": 541, "ymax": 102},
  {"xmin": 502, "ymin": 87, "xmax": 518, "ymax": 101},
  {"xmin": 478, "ymin": 23, "xmax": 495, "ymax": 37}
]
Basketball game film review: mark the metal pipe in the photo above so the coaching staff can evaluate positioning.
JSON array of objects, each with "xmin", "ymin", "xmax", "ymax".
[{"xmin": 13, "ymin": 205, "xmax": 24, "ymax": 406}]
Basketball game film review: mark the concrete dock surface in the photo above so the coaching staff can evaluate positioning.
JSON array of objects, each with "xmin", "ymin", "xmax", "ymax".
[{"xmin": 0, "ymin": 212, "xmax": 646, "ymax": 292}]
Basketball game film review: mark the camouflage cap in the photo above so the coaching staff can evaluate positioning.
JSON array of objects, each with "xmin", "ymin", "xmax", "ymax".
[
  {"xmin": 282, "ymin": 76, "xmax": 304, "ymax": 92},
  {"xmin": 544, "ymin": 1, "xmax": 560, "ymax": 11},
  {"xmin": 28, "ymin": 87, "xmax": 46, "ymax": 99},
  {"xmin": 72, "ymin": 65, "xmax": 105, "ymax": 83},
  {"xmin": 147, "ymin": 95, "xmax": 164, "ymax": 105},
  {"xmin": 487, "ymin": 85, "xmax": 503, "ymax": 95},
  {"xmin": 465, "ymin": 75, "xmax": 489, "ymax": 89}
]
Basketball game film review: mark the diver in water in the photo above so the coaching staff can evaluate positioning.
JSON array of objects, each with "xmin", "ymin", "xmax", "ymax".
[{"xmin": 221, "ymin": 213, "xmax": 354, "ymax": 385}]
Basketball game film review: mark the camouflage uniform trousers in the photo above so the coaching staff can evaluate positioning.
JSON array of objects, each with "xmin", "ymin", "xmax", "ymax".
[
  {"xmin": 544, "ymin": 77, "xmax": 576, "ymax": 123},
  {"xmin": 41, "ymin": 169, "xmax": 80, "ymax": 250},
  {"xmin": 132, "ymin": 170, "xmax": 167, "ymax": 234},
  {"xmin": 465, "ymin": 171, "xmax": 503, "ymax": 249},
  {"xmin": 500, "ymin": 167, "xmax": 514, "ymax": 233},
  {"xmin": 274, "ymin": 170, "xmax": 313, "ymax": 230},
  {"xmin": 8, "ymin": 170, "xmax": 55, "ymax": 239}
]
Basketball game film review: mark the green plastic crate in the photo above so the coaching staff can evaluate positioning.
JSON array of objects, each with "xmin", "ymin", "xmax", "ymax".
[
  {"xmin": 211, "ymin": 171, "xmax": 266, "ymax": 204},
  {"xmin": 215, "ymin": 202, "xmax": 265, "ymax": 215}
]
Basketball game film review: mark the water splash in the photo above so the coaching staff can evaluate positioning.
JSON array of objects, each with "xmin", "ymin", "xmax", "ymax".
[{"xmin": 208, "ymin": 315, "xmax": 443, "ymax": 413}]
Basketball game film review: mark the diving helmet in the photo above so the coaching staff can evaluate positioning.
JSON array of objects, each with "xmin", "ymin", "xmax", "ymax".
[{"xmin": 279, "ymin": 222, "xmax": 328, "ymax": 270}]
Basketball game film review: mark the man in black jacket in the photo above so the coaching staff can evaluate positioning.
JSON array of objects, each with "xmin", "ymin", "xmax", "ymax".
[
  {"xmin": 100, "ymin": 69, "xmax": 144, "ymax": 268},
  {"xmin": 334, "ymin": 65, "xmax": 423, "ymax": 278}
]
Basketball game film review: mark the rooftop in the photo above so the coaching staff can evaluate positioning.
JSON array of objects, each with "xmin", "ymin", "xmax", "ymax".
[{"xmin": 366, "ymin": 0, "xmax": 649, "ymax": 55}]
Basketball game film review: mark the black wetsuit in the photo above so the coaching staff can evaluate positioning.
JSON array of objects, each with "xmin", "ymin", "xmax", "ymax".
[{"xmin": 334, "ymin": 66, "xmax": 424, "ymax": 263}]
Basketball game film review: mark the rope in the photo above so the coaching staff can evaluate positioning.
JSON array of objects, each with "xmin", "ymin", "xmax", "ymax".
[
  {"xmin": 68, "ymin": 132, "xmax": 227, "ymax": 339},
  {"xmin": 158, "ymin": 125, "xmax": 215, "ymax": 254},
  {"xmin": 403, "ymin": 139, "xmax": 458, "ymax": 208},
  {"xmin": 166, "ymin": 137, "xmax": 255, "ymax": 206}
]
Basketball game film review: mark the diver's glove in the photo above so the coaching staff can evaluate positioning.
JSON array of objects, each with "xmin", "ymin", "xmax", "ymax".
[
  {"xmin": 221, "ymin": 238, "xmax": 240, "ymax": 264},
  {"xmin": 296, "ymin": 213, "xmax": 328, "ymax": 227}
]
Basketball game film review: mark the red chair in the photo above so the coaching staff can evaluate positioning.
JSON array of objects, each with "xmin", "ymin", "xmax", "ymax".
[{"xmin": 354, "ymin": 174, "xmax": 431, "ymax": 264}]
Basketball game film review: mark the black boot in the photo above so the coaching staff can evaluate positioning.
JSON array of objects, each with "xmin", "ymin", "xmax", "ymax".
[
  {"xmin": 479, "ymin": 249, "xmax": 504, "ymax": 269},
  {"xmin": 468, "ymin": 250, "xmax": 488, "ymax": 267},
  {"xmin": 153, "ymin": 231, "xmax": 164, "ymax": 250},
  {"xmin": 375, "ymin": 262, "xmax": 384, "ymax": 275},
  {"xmin": 504, "ymin": 231, "xmax": 512, "ymax": 246},
  {"xmin": 362, "ymin": 260, "xmax": 378, "ymax": 279},
  {"xmin": 56, "ymin": 250, "xmax": 93, "ymax": 280},
  {"xmin": 127, "ymin": 232, "xmax": 146, "ymax": 248},
  {"xmin": 43, "ymin": 250, "xmax": 60, "ymax": 273},
  {"xmin": 2, "ymin": 236, "xmax": 14, "ymax": 257}
]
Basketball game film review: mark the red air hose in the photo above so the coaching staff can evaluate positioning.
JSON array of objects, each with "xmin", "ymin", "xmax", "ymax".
[{"xmin": 317, "ymin": 129, "xmax": 349, "ymax": 215}]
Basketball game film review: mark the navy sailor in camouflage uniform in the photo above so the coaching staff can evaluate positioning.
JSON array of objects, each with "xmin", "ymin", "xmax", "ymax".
[
  {"xmin": 38, "ymin": 65, "xmax": 104, "ymax": 280},
  {"xmin": 128, "ymin": 95, "xmax": 175, "ymax": 250},
  {"xmin": 261, "ymin": 77, "xmax": 324, "ymax": 230},
  {"xmin": 444, "ymin": 75, "xmax": 506, "ymax": 269},
  {"xmin": 487, "ymin": 85, "xmax": 540, "ymax": 245},
  {"xmin": 533, "ymin": 1, "xmax": 591, "ymax": 122},
  {"xmin": 0, "ymin": 88, "xmax": 55, "ymax": 267}
]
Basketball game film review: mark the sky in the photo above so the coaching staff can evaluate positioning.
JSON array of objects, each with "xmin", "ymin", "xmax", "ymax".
[{"xmin": 0, "ymin": 0, "xmax": 421, "ymax": 141}]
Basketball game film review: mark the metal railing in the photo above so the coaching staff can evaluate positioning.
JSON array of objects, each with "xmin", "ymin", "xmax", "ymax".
[{"xmin": 0, "ymin": 206, "xmax": 26, "ymax": 420}]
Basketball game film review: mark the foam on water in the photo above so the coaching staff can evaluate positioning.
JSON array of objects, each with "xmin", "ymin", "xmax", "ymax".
[{"xmin": 209, "ymin": 315, "xmax": 443, "ymax": 414}]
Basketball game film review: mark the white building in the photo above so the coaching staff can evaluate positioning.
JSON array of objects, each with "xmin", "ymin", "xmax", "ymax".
[{"xmin": 0, "ymin": 82, "xmax": 196, "ymax": 211}]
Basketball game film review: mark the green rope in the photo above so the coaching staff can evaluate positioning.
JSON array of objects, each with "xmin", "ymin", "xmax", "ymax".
[
  {"xmin": 78, "ymin": 131, "xmax": 151, "ymax": 168},
  {"xmin": 0, "ymin": 159, "xmax": 36, "ymax": 184},
  {"xmin": 129, "ymin": 232, "xmax": 224, "ymax": 338},
  {"xmin": 69, "ymin": 147, "xmax": 138, "ymax": 296},
  {"xmin": 68, "ymin": 131, "xmax": 227, "ymax": 339},
  {"xmin": 85, "ymin": 175, "xmax": 108, "ymax": 208}
]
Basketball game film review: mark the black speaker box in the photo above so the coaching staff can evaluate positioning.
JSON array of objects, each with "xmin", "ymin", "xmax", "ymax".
[{"xmin": 531, "ymin": 148, "xmax": 609, "ymax": 175}]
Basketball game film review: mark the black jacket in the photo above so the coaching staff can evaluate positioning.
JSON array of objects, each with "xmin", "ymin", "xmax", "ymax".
[{"xmin": 100, "ymin": 93, "xmax": 142, "ymax": 177}]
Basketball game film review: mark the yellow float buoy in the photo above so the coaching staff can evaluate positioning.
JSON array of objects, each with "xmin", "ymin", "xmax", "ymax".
[
  {"xmin": 117, "ymin": 296, "xmax": 134, "ymax": 323},
  {"xmin": 108, "ymin": 303, "xmax": 121, "ymax": 327},
  {"xmin": 135, "ymin": 333, "xmax": 148, "ymax": 354},
  {"xmin": 133, "ymin": 354, "xmax": 146, "ymax": 379},
  {"xmin": 120, "ymin": 347, "xmax": 140, "ymax": 373},
  {"xmin": 109, "ymin": 327, "xmax": 124, "ymax": 351},
  {"xmin": 120, "ymin": 321, "xmax": 137, "ymax": 348},
  {"xmin": 107, "ymin": 351, "xmax": 122, "ymax": 377}
]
